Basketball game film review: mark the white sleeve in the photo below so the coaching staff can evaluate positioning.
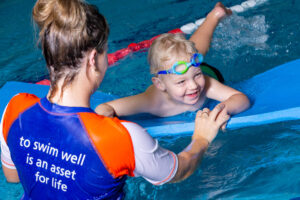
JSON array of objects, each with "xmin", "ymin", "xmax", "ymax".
[
  {"xmin": 121, "ymin": 122, "xmax": 178, "ymax": 185},
  {"xmin": 0, "ymin": 105, "xmax": 16, "ymax": 169}
]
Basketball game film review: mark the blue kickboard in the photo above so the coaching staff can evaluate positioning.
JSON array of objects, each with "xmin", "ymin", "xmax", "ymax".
[{"xmin": 0, "ymin": 59, "xmax": 299, "ymax": 137}]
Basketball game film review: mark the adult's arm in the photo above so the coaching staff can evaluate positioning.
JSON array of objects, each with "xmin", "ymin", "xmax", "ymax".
[
  {"xmin": 123, "ymin": 103, "xmax": 229, "ymax": 184},
  {"xmin": 0, "ymin": 106, "xmax": 20, "ymax": 183},
  {"xmin": 2, "ymin": 167, "xmax": 19, "ymax": 183},
  {"xmin": 170, "ymin": 103, "xmax": 229, "ymax": 182}
]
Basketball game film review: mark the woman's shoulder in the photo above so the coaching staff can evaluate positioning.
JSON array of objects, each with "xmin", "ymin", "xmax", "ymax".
[{"xmin": 5, "ymin": 93, "xmax": 40, "ymax": 117}]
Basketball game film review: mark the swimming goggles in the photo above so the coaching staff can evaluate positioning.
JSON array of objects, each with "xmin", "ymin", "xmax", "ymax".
[{"xmin": 157, "ymin": 53, "xmax": 203, "ymax": 75}]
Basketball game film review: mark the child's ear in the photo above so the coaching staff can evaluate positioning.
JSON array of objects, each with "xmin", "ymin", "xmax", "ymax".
[{"xmin": 152, "ymin": 77, "xmax": 166, "ymax": 91}]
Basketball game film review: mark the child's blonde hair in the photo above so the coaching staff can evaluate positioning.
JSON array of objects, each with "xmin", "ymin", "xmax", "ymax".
[{"xmin": 148, "ymin": 33, "xmax": 197, "ymax": 74}]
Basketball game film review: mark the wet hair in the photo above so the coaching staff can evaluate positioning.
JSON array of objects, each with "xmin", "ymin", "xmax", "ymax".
[
  {"xmin": 32, "ymin": 0, "xmax": 109, "ymax": 101},
  {"xmin": 148, "ymin": 33, "xmax": 197, "ymax": 75}
]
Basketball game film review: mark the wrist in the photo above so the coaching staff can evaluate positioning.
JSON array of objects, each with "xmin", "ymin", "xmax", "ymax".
[
  {"xmin": 206, "ymin": 11, "xmax": 222, "ymax": 24},
  {"xmin": 191, "ymin": 135, "xmax": 210, "ymax": 149},
  {"xmin": 207, "ymin": 5, "xmax": 228, "ymax": 24},
  {"xmin": 181, "ymin": 136, "xmax": 209, "ymax": 158}
]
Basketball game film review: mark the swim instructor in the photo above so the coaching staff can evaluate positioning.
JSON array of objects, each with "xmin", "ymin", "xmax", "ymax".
[{"xmin": 0, "ymin": 0, "xmax": 229, "ymax": 199}]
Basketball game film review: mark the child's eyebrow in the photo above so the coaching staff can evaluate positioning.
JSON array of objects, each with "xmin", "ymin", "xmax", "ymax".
[
  {"xmin": 191, "ymin": 68, "xmax": 202, "ymax": 74},
  {"xmin": 170, "ymin": 75, "xmax": 186, "ymax": 81}
]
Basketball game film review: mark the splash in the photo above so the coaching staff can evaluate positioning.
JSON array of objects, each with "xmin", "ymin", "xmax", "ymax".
[{"xmin": 212, "ymin": 14, "xmax": 269, "ymax": 53}]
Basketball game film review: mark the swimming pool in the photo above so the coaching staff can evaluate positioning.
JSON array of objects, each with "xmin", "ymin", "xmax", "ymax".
[{"xmin": 0, "ymin": 0, "xmax": 299, "ymax": 199}]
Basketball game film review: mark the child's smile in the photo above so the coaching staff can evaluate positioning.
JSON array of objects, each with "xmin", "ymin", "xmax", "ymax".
[
  {"xmin": 184, "ymin": 88, "xmax": 201, "ymax": 104},
  {"xmin": 186, "ymin": 91, "xmax": 199, "ymax": 99}
]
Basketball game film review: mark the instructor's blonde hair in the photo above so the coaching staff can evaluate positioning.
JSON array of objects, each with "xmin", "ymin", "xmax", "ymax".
[{"xmin": 33, "ymin": 0, "xmax": 109, "ymax": 101}]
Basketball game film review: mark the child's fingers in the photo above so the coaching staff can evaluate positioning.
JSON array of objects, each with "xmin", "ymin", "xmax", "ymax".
[
  {"xmin": 227, "ymin": 8, "xmax": 233, "ymax": 15},
  {"xmin": 221, "ymin": 122, "xmax": 227, "ymax": 131},
  {"xmin": 209, "ymin": 103, "xmax": 225, "ymax": 121},
  {"xmin": 216, "ymin": 110, "xmax": 230, "ymax": 126}
]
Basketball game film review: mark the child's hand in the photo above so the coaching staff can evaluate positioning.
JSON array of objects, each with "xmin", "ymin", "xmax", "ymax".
[
  {"xmin": 209, "ymin": 2, "xmax": 232, "ymax": 22},
  {"xmin": 193, "ymin": 104, "xmax": 230, "ymax": 143},
  {"xmin": 221, "ymin": 122, "xmax": 228, "ymax": 131},
  {"xmin": 95, "ymin": 103, "xmax": 116, "ymax": 118},
  {"xmin": 219, "ymin": 105, "xmax": 230, "ymax": 131}
]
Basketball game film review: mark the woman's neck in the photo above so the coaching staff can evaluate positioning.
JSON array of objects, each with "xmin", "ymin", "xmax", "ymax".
[{"xmin": 48, "ymin": 78, "xmax": 92, "ymax": 108}]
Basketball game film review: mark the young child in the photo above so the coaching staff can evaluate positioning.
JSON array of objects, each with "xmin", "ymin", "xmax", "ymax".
[{"xmin": 96, "ymin": 3, "xmax": 250, "ymax": 120}]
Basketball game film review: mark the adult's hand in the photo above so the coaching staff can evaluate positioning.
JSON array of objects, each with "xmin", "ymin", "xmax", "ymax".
[
  {"xmin": 193, "ymin": 103, "xmax": 230, "ymax": 143},
  {"xmin": 170, "ymin": 103, "xmax": 229, "ymax": 183}
]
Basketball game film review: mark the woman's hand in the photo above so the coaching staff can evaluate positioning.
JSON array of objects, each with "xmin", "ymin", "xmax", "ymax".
[
  {"xmin": 193, "ymin": 103, "xmax": 230, "ymax": 143},
  {"xmin": 171, "ymin": 103, "xmax": 230, "ymax": 183},
  {"xmin": 95, "ymin": 103, "xmax": 116, "ymax": 118}
]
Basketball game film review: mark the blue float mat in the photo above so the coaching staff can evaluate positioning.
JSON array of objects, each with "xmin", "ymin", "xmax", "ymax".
[{"xmin": 0, "ymin": 59, "xmax": 299, "ymax": 137}]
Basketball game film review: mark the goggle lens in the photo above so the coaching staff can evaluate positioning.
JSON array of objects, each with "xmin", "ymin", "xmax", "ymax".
[
  {"xmin": 192, "ymin": 53, "xmax": 203, "ymax": 66},
  {"xmin": 173, "ymin": 61, "xmax": 189, "ymax": 74},
  {"xmin": 157, "ymin": 53, "xmax": 203, "ymax": 75}
]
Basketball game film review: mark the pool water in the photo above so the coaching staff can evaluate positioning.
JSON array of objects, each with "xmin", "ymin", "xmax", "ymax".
[{"xmin": 0, "ymin": 0, "xmax": 300, "ymax": 199}]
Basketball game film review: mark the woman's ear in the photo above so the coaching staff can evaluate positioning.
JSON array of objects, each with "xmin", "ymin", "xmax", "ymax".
[
  {"xmin": 152, "ymin": 76, "xmax": 166, "ymax": 91},
  {"xmin": 85, "ymin": 49, "xmax": 99, "ymax": 80},
  {"xmin": 87, "ymin": 49, "xmax": 98, "ymax": 71}
]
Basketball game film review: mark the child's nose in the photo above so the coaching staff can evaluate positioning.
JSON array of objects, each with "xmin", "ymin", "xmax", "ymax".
[{"xmin": 187, "ymin": 80, "xmax": 198, "ymax": 90}]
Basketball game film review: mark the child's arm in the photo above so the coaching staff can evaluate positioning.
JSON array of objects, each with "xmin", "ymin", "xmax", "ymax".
[
  {"xmin": 205, "ymin": 76, "xmax": 250, "ymax": 115},
  {"xmin": 95, "ymin": 103, "xmax": 116, "ymax": 118},
  {"xmin": 95, "ymin": 91, "xmax": 153, "ymax": 117},
  {"xmin": 189, "ymin": 2, "xmax": 232, "ymax": 55}
]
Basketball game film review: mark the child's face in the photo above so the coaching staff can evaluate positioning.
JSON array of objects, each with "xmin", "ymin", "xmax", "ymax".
[{"xmin": 160, "ymin": 65, "xmax": 205, "ymax": 105}]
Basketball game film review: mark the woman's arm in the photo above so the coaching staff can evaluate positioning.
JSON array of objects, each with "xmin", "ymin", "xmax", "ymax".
[
  {"xmin": 170, "ymin": 104, "xmax": 229, "ymax": 182},
  {"xmin": 2, "ymin": 166, "xmax": 19, "ymax": 183},
  {"xmin": 126, "ymin": 104, "xmax": 229, "ymax": 184},
  {"xmin": 1, "ymin": 110, "xmax": 20, "ymax": 183}
]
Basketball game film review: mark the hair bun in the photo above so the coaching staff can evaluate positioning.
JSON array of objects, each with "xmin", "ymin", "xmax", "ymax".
[
  {"xmin": 32, "ymin": 0, "xmax": 55, "ymax": 30},
  {"xmin": 33, "ymin": 0, "xmax": 85, "ymax": 32}
]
